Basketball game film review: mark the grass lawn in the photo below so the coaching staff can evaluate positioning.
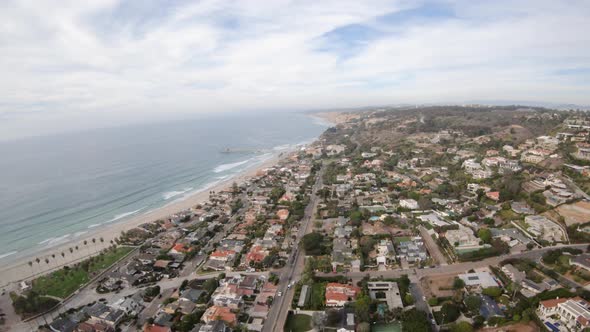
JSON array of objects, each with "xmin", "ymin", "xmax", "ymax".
[
  {"xmin": 393, "ymin": 236, "xmax": 412, "ymax": 244},
  {"xmin": 307, "ymin": 282, "xmax": 326, "ymax": 310},
  {"xmin": 498, "ymin": 209, "xmax": 521, "ymax": 221},
  {"xmin": 372, "ymin": 322, "xmax": 402, "ymax": 332},
  {"xmin": 31, "ymin": 246, "xmax": 134, "ymax": 299},
  {"xmin": 284, "ymin": 313, "xmax": 312, "ymax": 332}
]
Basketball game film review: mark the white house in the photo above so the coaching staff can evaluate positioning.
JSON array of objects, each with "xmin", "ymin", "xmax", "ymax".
[{"xmin": 399, "ymin": 199, "xmax": 419, "ymax": 210}]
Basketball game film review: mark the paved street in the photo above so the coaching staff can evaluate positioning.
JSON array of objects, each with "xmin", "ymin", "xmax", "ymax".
[
  {"xmin": 317, "ymin": 244, "xmax": 588, "ymax": 281},
  {"xmin": 263, "ymin": 164, "xmax": 325, "ymax": 332}
]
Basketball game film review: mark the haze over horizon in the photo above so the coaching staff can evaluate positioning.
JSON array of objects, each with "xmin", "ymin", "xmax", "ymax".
[{"xmin": 2, "ymin": 0, "xmax": 590, "ymax": 140}]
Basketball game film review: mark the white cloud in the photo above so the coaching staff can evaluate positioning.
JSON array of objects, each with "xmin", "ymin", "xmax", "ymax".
[{"xmin": 0, "ymin": 0, "xmax": 589, "ymax": 140}]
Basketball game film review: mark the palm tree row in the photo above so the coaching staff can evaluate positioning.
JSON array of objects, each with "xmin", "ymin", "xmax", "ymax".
[{"xmin": 26, "ymin": 236, "xmax": 118, "ymax": 275}]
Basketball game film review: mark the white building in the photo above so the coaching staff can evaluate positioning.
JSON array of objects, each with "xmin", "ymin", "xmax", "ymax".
[
  {"xmin": 458, "ymin": 271, "xmax": 499, "ymax": 288},
  {"xmin": 399, "ymin": 199, "xmax": 419, "ymax": 210},
  {"xmin": 462, "ymin": 159, "xmax": 482, "ymax": 172},
  {"xmin": 538, "ymin": 297, "xmax": 590, "ymax": 331},
  {"xmin": 445, "ymin": 226, "xmax": 485, "ymax": 253}
]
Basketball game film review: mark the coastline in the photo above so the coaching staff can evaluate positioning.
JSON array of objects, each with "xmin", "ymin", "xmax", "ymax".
[{"xmin": 0, "ymin": 152, "xmax": 285, "ymax": 287}]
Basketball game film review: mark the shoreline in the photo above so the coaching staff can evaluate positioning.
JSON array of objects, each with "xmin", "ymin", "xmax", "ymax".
[{"xmin": 0, "ymin": 151, "xmax": 286, "ymax": 286}]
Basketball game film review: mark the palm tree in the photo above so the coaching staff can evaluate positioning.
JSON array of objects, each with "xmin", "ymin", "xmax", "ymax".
[
  {"xmin": 75, "ymin": 245, "xmax": 79, "ymax": 251},
  {"xmin": 100, "ymin": 237, "xmax": 104, "ymax": 248},
  {"xmin": 35, "ymin": 257, "xmax": 40, "ymax": 265},
  {"xmin": 83, "ymin": 240, "xmax": 88, "ymax": 254},
  {"xmin": 69, "ymin": 247, "xmax": 74, "ymax": 255},
  {"xmin": 44, "ymin": 258, "xmax": 49, "ymax": 266},
  {"xmin": 28, "ymin": 261, "xmax": 33, "ymax": 274},
  {"xmin": 61, "ymin": 252, "xmax": 65, "ymax": 261}
]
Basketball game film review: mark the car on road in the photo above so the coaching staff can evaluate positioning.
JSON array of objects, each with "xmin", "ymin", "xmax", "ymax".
[{"xmin": 277, "ymin": 291, "xmax": 282, "ymax": 297}]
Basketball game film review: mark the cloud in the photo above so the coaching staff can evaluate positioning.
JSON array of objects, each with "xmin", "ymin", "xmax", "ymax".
[{"xmin": 0, "ymin": 0, "xmax": 589, "ymax": 139}]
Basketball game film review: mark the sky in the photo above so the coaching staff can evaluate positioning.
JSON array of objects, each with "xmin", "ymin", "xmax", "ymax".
[{"xmin": 1, "ymin": 0, "xmax": 590, "ymax": 140}]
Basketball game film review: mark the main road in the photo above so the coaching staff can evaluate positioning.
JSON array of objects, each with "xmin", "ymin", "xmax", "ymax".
[
  {"xmin": 263, "ymin": 164, "xmax": 325, "ymax": 332},
  {"xmin": 316, "ymin": 244, "xmax": 589, "ymax": 281}
]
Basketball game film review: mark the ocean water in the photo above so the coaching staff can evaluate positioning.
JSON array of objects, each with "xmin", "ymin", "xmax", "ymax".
[{"xmin": 0, "ymin": 112, "xmax": 329, "ymax": 263}]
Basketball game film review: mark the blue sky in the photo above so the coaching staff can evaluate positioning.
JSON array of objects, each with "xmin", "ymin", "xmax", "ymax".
[{"xmin": 0, "ymin": 0, "xmax": 589, "ymax": 140}]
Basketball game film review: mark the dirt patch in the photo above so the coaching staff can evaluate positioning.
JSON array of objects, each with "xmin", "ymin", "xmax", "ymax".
[
  {"xmin": 555, "ymin": 201, "xmax": 590, "ymax": 226},
  {"xmin": 493, "ymin": 125, "xmax": 534, "ymax": 144},
  {"xmin": 478, "ymin": 321, "xmax": 539, "ymax": 332},
  {"xmin": 539, "ymin": 157, "xmax": 563, "ymax": 170},
  {"xmin": 420, "ymin": 273, "xmax": 456, "ymax": 299}
]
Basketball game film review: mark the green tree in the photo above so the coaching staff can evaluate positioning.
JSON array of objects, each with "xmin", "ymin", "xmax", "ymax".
[
  {"xmin": 440, "ymin": 302, "xmax": 461, "ymax": 324},
  {"xmin": 482, "ymin": 286, "xmax": 503, "ymax": 297},
  {"xmin": 349, "ymin": 210, "xmax": 363, "ymax": 226},
  {"xmin": 464, "ymin": 295, "xmax": 482, "ymax": 314},
  {"xmin": 453, "ymin": 277, "xmax": 465, "ymax": 289},
  {"xmin": 269, "ymin": 186, "xmax": 285, "ymax": 203},
  {"xmin": 355, "ymin": 294, "xmax": 372, "ymax": 323},
  {"xmin": 202, "ymin": 278, "xmax": 219, "ymax": 295},
  {"xmin": 383, "ymin": 216, "xmax": 395, "ymax": 226},
  {"xmin": 401, "ymin": 308, "xmax": 431, "ymax": 332},
  {"xmin": 450, "ymin": 321, "xmax": 474, "ymax": 332},
  {"xmin": 477, "ymin": 228, "xmax": 492, "ymax": 244},
  {"xmin": 301, "ymin": 232, "xmax": 326, "ymax": 255},
  {"xmin": 542, "ymin": 249, "xmax": 561, "ymax": 264}
]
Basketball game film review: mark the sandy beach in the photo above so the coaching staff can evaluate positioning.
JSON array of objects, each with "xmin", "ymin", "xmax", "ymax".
[{"xmin": 0, "ymin": 153, "xmax": 284, "ymax": 287}]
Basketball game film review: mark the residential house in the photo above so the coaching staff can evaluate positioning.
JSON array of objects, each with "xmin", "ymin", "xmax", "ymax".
[
  {"xmin": 538, "ymin": 297, "xmax": 590, "ymax": 331},
  {"xmin": 396, "ymin": 237, "xmax": 428, "ymax": 263},
  {"xmin": 399, "ymin": 199, "xmax": 419, "ymax": 210},
  {"xmin": 202, "ymin": 306, "xmax": 237, "ymax": 326},
  {"xmin": 458, "ymin": 271, "xmax": 499, "ymax": 288},
  {"xmin": 501, "ymin": 264, "xmax": 526, "ymax": 282},
  {"xmin": 571, "ymin": 254, "xmax": 590, "ymax": 272},
  {"xmin": 325, "ymin": 283, "xmax": 360, "ymax": 307},
  {"xmin": 445, "ymin": 226, "xmax": 485, "ymax": 253},
  {"xmin": 83, "ymin": 303, "xmax": 125, "ymax": 328}
]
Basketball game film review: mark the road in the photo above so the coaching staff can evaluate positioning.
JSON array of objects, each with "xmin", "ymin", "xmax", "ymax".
[
  {"xmin": 137, "ymin": 287, "xmax": 174, "ymax": 327},
  {"xmin": 317, "ymin": 244, "xmax": 589, "ymax": 281},
  {"xmin": 263, "ymin": 164, "xmax": 325, "ymax": 332},
  {"xmin": 561, "ymin": 174, "xmax": 590, "ymax": 200}
]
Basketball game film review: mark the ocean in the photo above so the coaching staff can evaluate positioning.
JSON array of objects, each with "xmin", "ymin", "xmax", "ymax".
[{"xmin": 0, "ymin": 111, "xmax": 329, "ymax": 263}]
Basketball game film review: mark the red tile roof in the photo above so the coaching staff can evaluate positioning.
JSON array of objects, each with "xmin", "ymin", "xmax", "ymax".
[
  {"xmin": 172, "ymin": 243, "xmax": 192, "ymax": 253},
  {"xmin": 539, "ymin": 297, "xmax": 568, "ymax": 308},
  {"xmin": 326, "ymin": 291, "xmax": 349, "ymax": 302},
  {"xmin": 210, "ymin": 249, "xmax": 236, "ymax": 258},
  {"xmin": 143, "ymin": 324, "xmax": 172, "ymax": 332}
]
